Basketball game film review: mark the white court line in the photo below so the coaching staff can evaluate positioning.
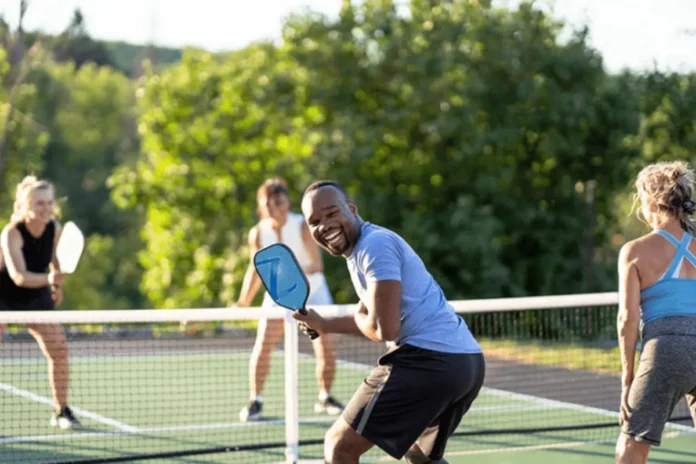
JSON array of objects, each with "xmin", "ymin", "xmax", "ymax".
[
  {"xmin": 0, "ymin": 403, "xmax": 545, "ymax": 445},
  {"xmin": 0, "ymin": 416, "xmax": 335, "ymax": 445},
  {"xmin": 0, "ymin": 382, "xmax": 140, "ymax": 433},
  {"xmin": 0, "ymin": 404, "xmax": 553, "ymax": 446},
  {"xmin": 483, "ymin": 386, "xmax": 695, "ymax": 433},
  {"xmin": 469, "ymin": 404, "xmax": 547, "ymax": 413}
]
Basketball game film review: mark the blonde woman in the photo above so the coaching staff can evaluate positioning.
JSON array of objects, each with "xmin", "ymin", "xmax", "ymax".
[
  {"xmin": 236, "ymin": 177, "xmax": 344, "ymax": 422},
  {"xmin": 616, "ymin": 161, "xmax": 696, "ymax": 463},
  {"xmin": 0, "ymin": 176, "xmax": 80, "ymax": 430}
]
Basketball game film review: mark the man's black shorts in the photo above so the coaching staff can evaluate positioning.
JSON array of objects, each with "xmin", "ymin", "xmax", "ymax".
[{"xmin": 342, "ymin": 344, "xmax": 485, "ymax": 460}]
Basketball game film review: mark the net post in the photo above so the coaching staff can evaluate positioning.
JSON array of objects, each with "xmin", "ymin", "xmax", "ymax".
[{"xmin": 284, "ymin": 310, "xmax": 300, "ymax": 463}]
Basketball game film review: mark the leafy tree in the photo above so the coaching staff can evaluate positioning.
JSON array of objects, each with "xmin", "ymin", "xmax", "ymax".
[
  {"xmin": 0, "ymin": 49, "xmax": 144, "ymax": 310},
  {"xmin": 38, "ymin": 61, "xmax": 143, "ymax": 309},
  {"xmin": 612, "ymin": 72, "xmax": 696, "ymax": 249},
  {"xmin": 51, "ymin": 9, "xmax": 115, "ymax": 69},
  {"xmin": 279, "ymin": 0, "xmax": 640, "ymax": 298},
  {"xmin": 111, "ymin": 45, "xmax": 319, "ymax": 308},
  {"xmin": 112, "ymin": 0, "xmax": 642, "ymax": 309},
  {"xmin": 0, "ymin": 43, "xmax": 48, "ymax": 214}
]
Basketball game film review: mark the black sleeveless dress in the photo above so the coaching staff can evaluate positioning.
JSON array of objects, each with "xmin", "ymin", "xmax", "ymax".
[{"xmin": 0, "ymin": 221, "xmax": 56, "ymax": 310}]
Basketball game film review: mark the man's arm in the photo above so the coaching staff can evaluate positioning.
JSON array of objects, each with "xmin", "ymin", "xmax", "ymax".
[
  {"xmin": 355, "ymin": 281, "xmax": 401, "ymax": 342},
  {"xmin": 294, "ymin": 234, "xmax": 402, "ymax": 342},
  {"xmin": 354, "ymin": 235, "xmax": 402, "ymax": 341},
  {"xmin": 295, "ymin": 292, "xmax": 401, "ymax": 341},
  {"xmin": 313, "ymin": 301, "xmax": 365, "ymax": 334},
  {"xmin": 317, "ymin": 301, "xmax": 382, "ymax": 336}
]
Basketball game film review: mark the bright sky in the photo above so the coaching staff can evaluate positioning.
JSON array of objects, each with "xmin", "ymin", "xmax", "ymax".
[{"xmin": 1, "ymin": 0, "xmax": 695, "ymax": 74}]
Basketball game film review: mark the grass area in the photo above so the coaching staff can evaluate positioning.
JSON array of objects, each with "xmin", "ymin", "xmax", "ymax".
[{"xmin": 478, "ymin": 338, "xmax": 630, "ymax": 375}]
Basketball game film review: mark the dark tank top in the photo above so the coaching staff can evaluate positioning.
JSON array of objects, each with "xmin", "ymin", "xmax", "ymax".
[{"xmin": 0, "ymin": 221, "xmax": 55, "ymax": 307}]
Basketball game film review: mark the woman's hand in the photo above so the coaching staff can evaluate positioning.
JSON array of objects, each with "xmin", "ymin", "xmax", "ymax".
[
  {"xmin": 52, "ymin": 286, "xmax": 63, "ymax": 306},
  {"xmin": 48, "ymin": 270, "xmax": 65, "ymax": 287}
]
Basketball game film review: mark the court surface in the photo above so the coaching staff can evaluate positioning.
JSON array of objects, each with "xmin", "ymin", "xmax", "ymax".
[{"xmin": 1, "ymin": 333, "xmax": 694, "ymax": 463}]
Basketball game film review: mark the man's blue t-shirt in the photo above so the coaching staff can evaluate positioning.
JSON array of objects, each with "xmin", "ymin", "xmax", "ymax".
[{"xmin": 346, "ymin": 222, "xmax": 481, "ymax": 354}]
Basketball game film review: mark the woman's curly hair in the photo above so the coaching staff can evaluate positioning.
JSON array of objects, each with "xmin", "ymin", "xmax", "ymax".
[{"xmin": 635, "ymin": 161, "xmax": 696, "ymax": 234}]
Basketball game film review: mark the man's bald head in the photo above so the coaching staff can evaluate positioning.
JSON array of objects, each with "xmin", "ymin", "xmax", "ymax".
[{"xmin": 303, "ymin": 181, "xmax": 350, "ymax": 203}]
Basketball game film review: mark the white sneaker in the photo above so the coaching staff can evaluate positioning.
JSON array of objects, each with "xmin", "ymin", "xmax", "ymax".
[
  {"xmin": 239, "ymin": 400, "xmax": 263, "ymax": 422},
  {"xmin": 314, "ymin": 395, "xmax": 344, "ymax": 416},
  {"xmin": 50, "ymin": 406, "xmax": 81, "ymax": 430}
]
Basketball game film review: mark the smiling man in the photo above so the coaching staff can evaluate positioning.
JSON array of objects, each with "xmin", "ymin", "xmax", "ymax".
[{"xmin": 295, "ymin": 180, "xmax": 486, "ymax": 464}]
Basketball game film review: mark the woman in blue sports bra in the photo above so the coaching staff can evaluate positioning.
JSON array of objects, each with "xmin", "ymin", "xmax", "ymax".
[{"xmin": 616, "ymin": 161, "xmax": 696, "ymax": 464}]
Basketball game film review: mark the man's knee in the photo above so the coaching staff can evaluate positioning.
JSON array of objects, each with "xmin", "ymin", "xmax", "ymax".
[
  {"xmin": 324, "ymin": 420, "xmax": 368, "ymax": 463},
  {"xmin": 324, "ymin": 426, "xmax": 349, "ymax": 462},
  {"xmin": 615, "ymin": 433, "xmax": 651, "ymax": 464}
]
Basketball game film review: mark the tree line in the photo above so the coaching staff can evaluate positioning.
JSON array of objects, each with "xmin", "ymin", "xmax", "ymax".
[{"xmin": 3, "ymin": 0, "xmax": 696, "ymax": 311}]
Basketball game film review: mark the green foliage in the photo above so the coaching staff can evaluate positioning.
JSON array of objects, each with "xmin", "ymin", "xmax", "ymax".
[
  {"xmin": 112, "ymin": 0, "xmax": 644, "ymax": 309},
  {"xmin": 41, "ymin": 61, "xmax": 138, "ymax": 234},
  {"xmin": 60, "ymin": 232, "xmax": 142, "ymax": 310},
  {"xmin": 0, "ymin": 43, "xmax": 145, "ymax": 310},
  {"xmin": 6, "ymin": 0, "xmax": 696, "ymax": 316},
  {"xmin": 51, "ymin": 9, "xmax": 115, "ymax": 69},
  {"xmin": 612, "ymin": 72, "xmax": 696, "ymax": 245},
  {"xmin": 38, "ymin": 61, "xmax": 145, "ymax": 310},
  {"xmin": 277, "ymin": 0, "xmax": 640, "ymax": 298},
  {"xmin": 634, "ymin": 73, "xmax": 696, "ymax": 165},
  {"xmin": 1, "ymin": 8, "xmax": 181, "ymax": 78},
  {"xmin": 0, "ymin": 45, "xmax": 49, "ymax": 214},
  {"xmin": 0, "ymin": 12, "xmax": 146, "ymax": 311},
  {"xmin": 111, "ymin": 45, "xmax": 319, "ymax": 308}
]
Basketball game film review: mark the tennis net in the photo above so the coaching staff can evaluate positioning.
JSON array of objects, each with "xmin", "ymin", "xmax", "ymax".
[{"xmin": 1, "ymin": 292, "xmax": 694, "ymax": 463}]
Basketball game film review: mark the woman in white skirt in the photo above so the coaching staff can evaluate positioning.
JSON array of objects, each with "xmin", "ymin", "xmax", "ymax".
[{"xmin": 237, "ymin": 177, "xmax": 344, "ymax": 422}]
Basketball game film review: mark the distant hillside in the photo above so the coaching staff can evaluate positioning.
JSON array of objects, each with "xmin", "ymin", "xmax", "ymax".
[
  {"xmin": 106, "ymin": 40, "xmax": 183, "ymax": 77},
  {"xmin": 2, "ymin": 7, "xmax": 184, "ymax": 77}
]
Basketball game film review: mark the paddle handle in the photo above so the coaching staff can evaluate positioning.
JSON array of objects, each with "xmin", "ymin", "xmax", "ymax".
[{"xmin": 299, "ymin": 308, "xmax": 320, "ymax": 340}]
